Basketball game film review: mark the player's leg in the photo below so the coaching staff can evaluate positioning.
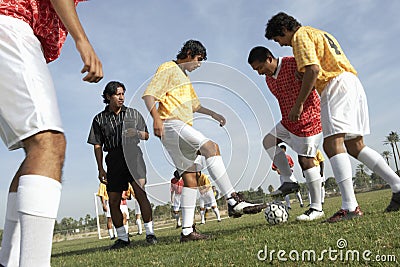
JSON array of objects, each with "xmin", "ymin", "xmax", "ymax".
[
  {"xmin": 296, "ymin": 191, "xmax": 304, "ymax": 207},
  {"xmin": 284, "ymin": 195, "xmax": 291, "ymax": 209},
  {"xmin": 108, "ymin": 191, "xmax": 128, "ymax": 245},
  {"xmin": 346, "ymin": 136, "xmax": 400, "ymax": 212},
  {"xmin": 199, "ymin": 197, "xmax": 206, "ymax": 224},
  {"xmin": 323, "ymin": 134, "xmax": 362, "ymax": 222},
  {"xmin": 208, "ymin": 191, "xmax": 221, "ymax": 221},
  {"xmin": 134, "ymin": 199, "xmax": 143, "ymax": 235},
  {"xmin": 172, "ymin": 196, "xmax": 182, "ymax": 228},
  {"xmin": 200, "ymin": 141, "xmax": 266, "ymax": 217}
]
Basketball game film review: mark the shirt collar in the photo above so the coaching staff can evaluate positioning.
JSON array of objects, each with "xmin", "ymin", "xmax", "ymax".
[
  {"xmin": 271, "ymin": 57, "xmax": 283, "ymax": 79},
  {"xmin": 104, "ymin": 105, "xmax": 127, "ymax": 114}
]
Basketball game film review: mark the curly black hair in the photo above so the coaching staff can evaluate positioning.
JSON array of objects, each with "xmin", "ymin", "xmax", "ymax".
[
  {"xmin": 176, "ymin": 40, "xmax": 207, "ymax": 60},
  {"xmin": 102, "ymin": 81, "xmax": 126, "ymax": 104},
  {"xmin": 265, "ymin": 12, "xmax": 301, "ymax": 40}
]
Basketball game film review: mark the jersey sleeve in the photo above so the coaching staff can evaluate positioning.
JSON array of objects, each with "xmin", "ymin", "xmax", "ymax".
[
  {"xmin": 87, "ymin": 118, "xmax": 104, "ymax": 146},
  {"xmin": 292, "ymin": 27, "xmax": 320, "ymax": 72}
]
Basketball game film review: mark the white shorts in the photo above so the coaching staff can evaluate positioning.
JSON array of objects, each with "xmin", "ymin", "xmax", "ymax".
[
  {"xmin": 0, "ymin": 15, "xmax": 63, "ymax": 150},
  {"xmin": 120, "ymin": 204, "xmax": 129, "ymax": 219},
  {"xmin": 162, "ymin": 120, "xmax": 210, "ymax": 173},
  {"xmin": 321, "ymin": 72, "xmax": 370, "ymax": 139},
  {"xmin": 172, "ymin": 193, "xmax": 182, "ymax": 211},
  {"xmin": 133, "ymin": 198, "xmax": 141, "ymax": 215},
  {"xmin": 105, "ymin": 200, "xmax": 111, "ymax": 218},
  {"xmin": 199, "ymin": 190, "xmax": 217, "ymax": 208},
  {"xmin": 270, "ymin": 122, "xmax": 322, "ymax": 157}
]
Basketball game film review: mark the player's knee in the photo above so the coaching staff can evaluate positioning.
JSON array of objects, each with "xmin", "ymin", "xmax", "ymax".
[{"xmin": 200, "ymin": 140, "xmax": 220, "ymax": 157}]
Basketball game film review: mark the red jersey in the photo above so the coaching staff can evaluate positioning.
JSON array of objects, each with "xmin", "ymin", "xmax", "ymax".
[
  {"xmin": 266, "ymin": 57, "xmax": 322, "ymax": 137},
  {"xmin": 170, "ymin": 177, "xmax": 184, "ymax": 195},
  {"xmin": 272, "ymin": 155, "xmax": 294, "ymax": 170},
  {"xmin": 0, "ymin": 0, "xmax": 83, "ymax": 63}
]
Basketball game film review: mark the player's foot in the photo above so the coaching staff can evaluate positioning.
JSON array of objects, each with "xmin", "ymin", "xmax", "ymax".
[
  {"xmin": 300, "ymin": 203, "xmax": 304, "ymax": 208},
  {"xmin": 110, "ymin": 236, "xmax": 116, "ymax": 240},
  {"xmin": 296, "ymin": 208, "xmax": 324, "ymax": 221},
  {"xmin": 176, "ymin": 223, "xmax": 181, "ymax": 229},
  {"xmin": 227, "ymin": 192, "xmax": 267, "ymax": 218},
  {"xmin": 271, "ymin": 182, "xmax": 300, "ymax": 197},
  {"xmin": 108, "ymin": 238, "xmax": 130, "ymax": 250},
  {"xmin": 217, "ymin": 218, "xmax": 222, "ymax": 222},
  {"xmin": 180, "ymin": 229, "xmax": 210, "ymax": 243},
  {"xmin": 385, "ymin": 191, "xmax": 400, "ymax": 212},
  {"xmin": 136, "ymin": 232, "xmax": 143, "ymax": 235},
  {"xmin": 325, "ymin": 206, "xmax": 363, "ymax": 223},
  {"xmin": 287, "ymin": 206, "xmax": 292, "ymax": 210},
  {"xmin": 146, "ymin": 234, "xmax": 158, "ymax": 244}
]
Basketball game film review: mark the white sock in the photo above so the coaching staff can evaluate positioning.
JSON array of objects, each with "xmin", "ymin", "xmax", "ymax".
[
  {"xmin": 205, "ymin": 156, "xmax": 235, "ymax": 199},
  {"xmin": 303, "ymin": 167, "xmax": 322, "ymax": 211},
  {"xmin": 116, "ymin": 226, "xmax": 128, "ymax": 241},
  {"xmin": 321, "ymin": 185, "xmax": 326, "ymax": 203},
  {"xmin": 296, "ymin": 191, "xmax": 304, "ymax": 205},
  {"xmin": 124, "ymin": 223, "xmax": 129, "ymax": 234},
  {"xmin": 330, "ymin": 154, "xmax": 358, "ymax": 211},
  {"xmin": 181, "ymin": 187, "xmax": 197, "ymax": 236},
  {"xmin": 113, "ymin": 226, "xmax": 117, "ymax": 237},
  {"xmin": 17, "ymin": 175, "xmax": 61, "ymax": 267},
  {"xmin": 358, "ymin": 146, "xmax": 400, "ymax": 192},
  {"xmin": 200, "ymin": 210, "xmax": 205, "ymax": 222},
  {"xmin": 285, "ymin": 195, "xmax": 291, "ymax": 207},
  {"xmin": 108, "ymin": 229, "xmax": 115, "ymax": 238},
  {"xmin": 144, "ymin": 221, "xmax": 154, "ymax": 235},
  {"xmin": 266, "ymin": 147, "xmax": 293, "ymax": 181},
  {"xmin": 213, "ymin": 207, "xmax": 221, "ymax": 220},
  {"xmin": 136, "ymin": 219, "xmax": 142, "ymax": 234},
  {"xmin": 0, "ymin": 192, "xmax": 20, "ymax": 267}
]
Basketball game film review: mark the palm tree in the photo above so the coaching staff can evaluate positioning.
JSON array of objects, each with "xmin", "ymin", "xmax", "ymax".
[
  {"xmin": 384, "ymin": 131, "xmax": 400, "ymax": 175},
  {"xmin": 381, "ymin": 151, "xmax": 392, "ymax": 165}
]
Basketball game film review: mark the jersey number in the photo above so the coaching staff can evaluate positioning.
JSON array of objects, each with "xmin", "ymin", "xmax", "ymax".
[{"xmin": 324, "ymin": 34, "xmax": 341, "ymax": 55}]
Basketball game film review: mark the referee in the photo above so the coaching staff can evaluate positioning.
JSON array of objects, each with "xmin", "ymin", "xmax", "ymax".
[{"xmin": 88, "ymin": 81, "xmax": 157, "ymax": 249}]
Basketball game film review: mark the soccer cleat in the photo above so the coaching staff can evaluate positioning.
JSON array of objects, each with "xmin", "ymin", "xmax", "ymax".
[
  {"xmin": 325, "ymin": 206, "xmax": 363, "ymax": 223},
  {"xmin": 227, "ymin": 192, "xmax": 268, "ymax": 218},
  {"xmin": 270, "ymin": 182, "xmax": 300, "ymax": 197},
  {"xmin": 300, "ymin": 203, "xmax": 304, "ymax": 208},
  {"xmin": 146, "ymin": 234, "xmax": 158, "ymax": 244},
  {"xmin": 108, "ymin": 238, "xmax": 130, "ymax": 250},
  {"xmin": 296, "ymin": 208, "xmax": 325, "ymax": 221},
  {"xmin": 384, "ymin": 191, "xmax": 400, "ymax": 212}
]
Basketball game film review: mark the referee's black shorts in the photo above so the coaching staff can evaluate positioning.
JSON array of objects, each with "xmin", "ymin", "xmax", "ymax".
[{"xmin": 105, "ymin": 146, "xmax": 147, "ymax": 192}]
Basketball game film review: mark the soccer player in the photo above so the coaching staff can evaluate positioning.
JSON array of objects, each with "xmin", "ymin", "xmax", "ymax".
[
  {"xmin": 120, "ymin": 189, "xmax": 131, "ymax": 235},
  {"xmin": 170, "ymin": 171, "xmax": 184, "ymax": 228},
  {"xmin": 143, "ymin": 40, "xmax": 266, "ymax": 242},
  {"xmin": 97, "ymin": 183, "xmax": 116, "ymax": 240},
  {"xmin": 198, "ymin": 173, "xmax": 222, "ymax": 224},
  {"xmin": 271, "ymin": 145, "xmax": 304, "ymax": 210},
  {"xmin": 0, "ymin": 1, "xmax": 102, "ymax": 266},
  {"xmin": 265, "ymin": 12, "xmax": 400, "ymax": 222},
  {"xmin": 248, "ymin": 46, "xmax": 324, "ymax": 221},
  {"xmin": 88, "ymin": 81, "xmax": 157, "ymax": 249}
]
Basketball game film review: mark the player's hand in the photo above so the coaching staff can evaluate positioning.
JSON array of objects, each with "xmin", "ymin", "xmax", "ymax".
[
  {"xmin": 212, "ymin": 113, "xmax": 226, "ymax": 127},
  {"xmin": 98, "ymin": 169, "xmax": 107, "ymax": 184},
  {"xmin": 124, "ymin": 128, "xmax": 138, "ymax": 138},
  {"xmin": 76, "ymin": 40, "xmax": 103, "ymax": 83},
  {"xmin": 153, "ymin": 118, "xmax": 164, "ymax": 138},
  {"xmin": 288, "ymin": 103, "xmax": 303, "ymax": 122}
]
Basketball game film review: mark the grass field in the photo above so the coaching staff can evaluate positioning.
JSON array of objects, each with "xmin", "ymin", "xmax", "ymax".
[{"xmin": 51, "ymin": 189, "xmax": 399, "ymax": 266}]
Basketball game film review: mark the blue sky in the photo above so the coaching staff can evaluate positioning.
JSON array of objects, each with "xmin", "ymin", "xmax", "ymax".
[{"xmin": 1, "ymin": 0, "xmax": 400, "ymax": 226}]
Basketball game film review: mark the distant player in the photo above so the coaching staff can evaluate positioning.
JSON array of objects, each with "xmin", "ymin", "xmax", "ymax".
[
  {"xmin": 170, "ymin": 171, "xmax": 184, "ymax": 228},
  {"xmin": 97, "ymin": 183, "xmax": 116, "ymax": 240},
  {"xmin": 198, "ymin": 173, "xmax": 221, "ymax": 224}
]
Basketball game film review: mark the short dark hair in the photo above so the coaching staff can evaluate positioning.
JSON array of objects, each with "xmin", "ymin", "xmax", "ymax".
[
  {"xmin": 279, "ymin": 144, "xmax": 287, "ymax": 150},
  {"xmin": 102, "ymin": 81, "xmax": 126, "ymax": 104},
  {"xmin": 265, "ymin": 12, "xmax": 301, "ymax": 39},
  {"xmin": 173, "ymin": 170, "xmax": 180, "ymax": 179},
  {"xmin": 176, "ymin": 40, "xmax": 207, "ymax": 60},
  {"xmin": 247, "ymin": 46, "xmax": 275, "ymax": 65}
]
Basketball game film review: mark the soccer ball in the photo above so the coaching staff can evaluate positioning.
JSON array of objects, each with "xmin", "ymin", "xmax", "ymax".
[{"xmin": 264, "ymin": 201, "xmax": 289, "ymax": 225}]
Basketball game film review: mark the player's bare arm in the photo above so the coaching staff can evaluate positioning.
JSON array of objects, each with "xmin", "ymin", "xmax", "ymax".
[
  {"xmin": 288, "ymin": 64, "xmax": 319, "ymax": 121},
  {"xmin": 50, "ymin": 0, "xmax": 103, "ymax": 83},
  {"xmin": 196, "ymin": 106, "xmax": 226, "ymax": 127},
  {"xmin": 143, "ymin": 95, "xmax": 164, "ymax": 138}
]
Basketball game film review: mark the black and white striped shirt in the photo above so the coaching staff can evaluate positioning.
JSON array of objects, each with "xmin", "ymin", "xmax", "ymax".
[{"xmin": 87, "ymin": 105, "xmax": 148, "ymax": 152}]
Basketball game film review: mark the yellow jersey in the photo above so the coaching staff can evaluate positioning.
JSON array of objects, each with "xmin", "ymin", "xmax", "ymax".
[
  {"xmin": 292, "ymin": 26, "xmax": 357, "ymax": 94},
  {"xmin": 97, "ymin": 183, "xmax": 108, "ymax": 200},
  {"xmin": 313, "ymin": 150, "xmax": 325, "ymax": 167},
  {"xmin": 143, "ymin": 61, "xmax": 201, "ymax": 126}
]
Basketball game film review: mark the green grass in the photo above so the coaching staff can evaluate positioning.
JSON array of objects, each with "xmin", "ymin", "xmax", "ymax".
[{"xmin": 51, "ymin": 189, "xmax": 399, "ymax": 266}]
